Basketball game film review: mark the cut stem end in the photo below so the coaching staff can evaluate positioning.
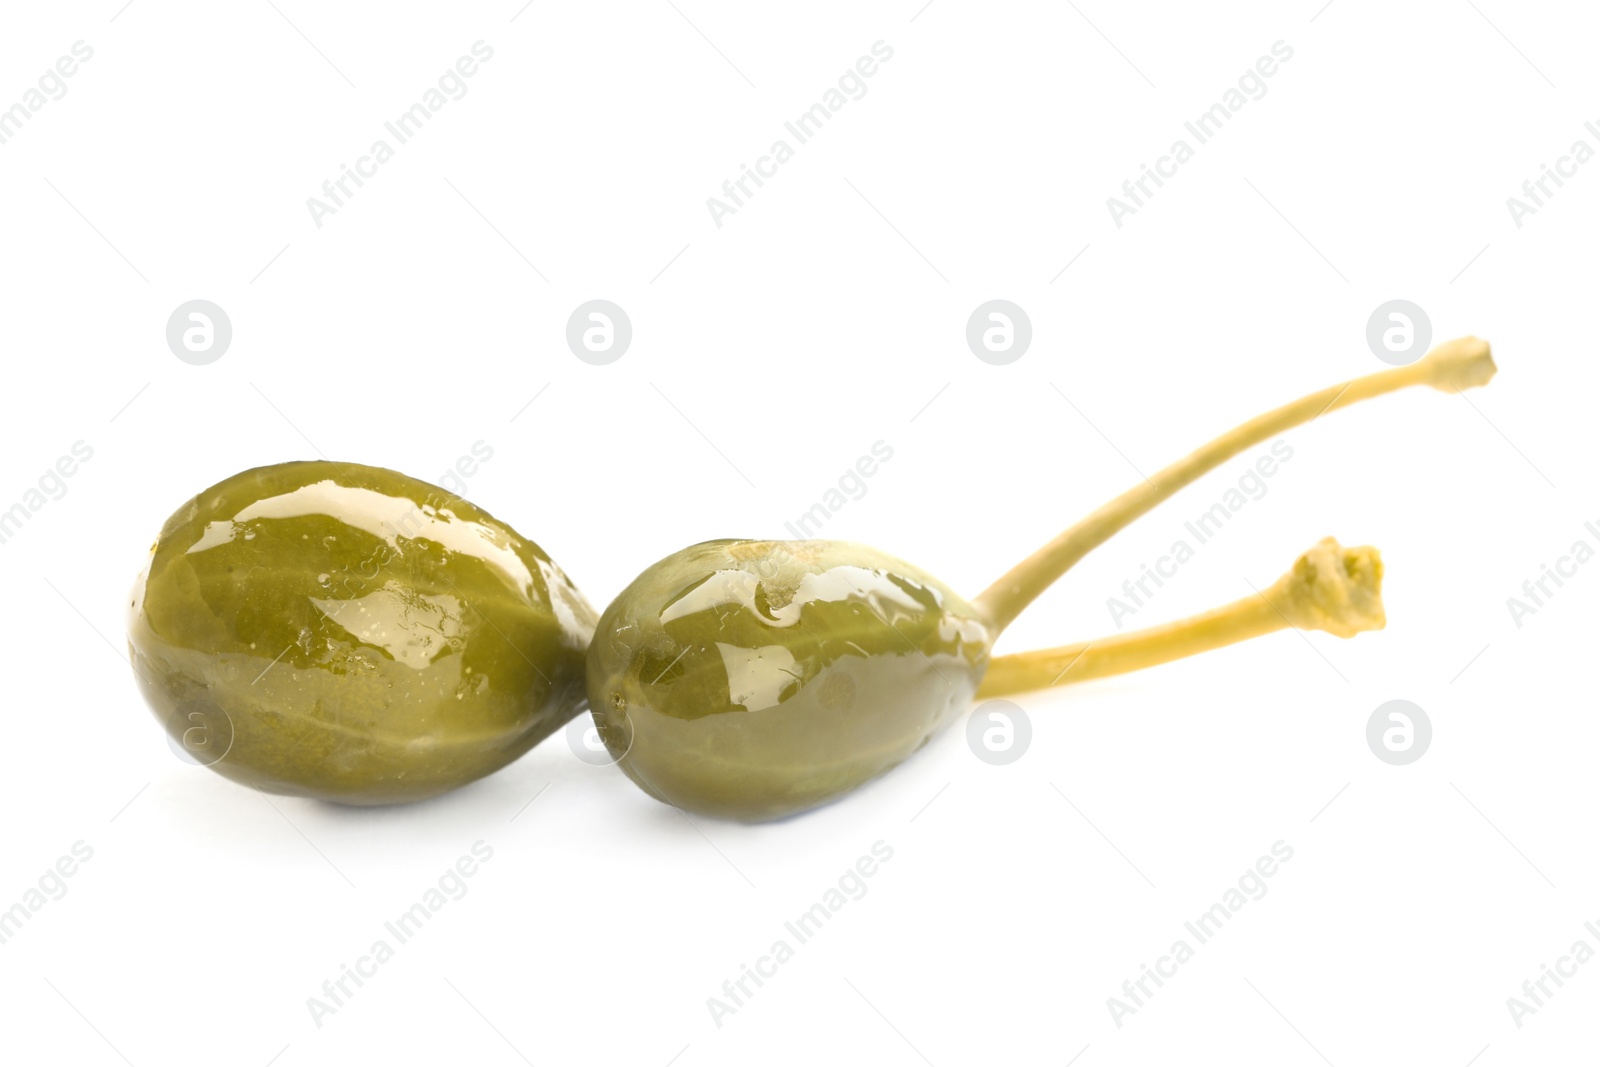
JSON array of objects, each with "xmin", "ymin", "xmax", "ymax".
[{"xmin": 1262, "ymin": 536, "xmax": 1385, "ymax": 638}]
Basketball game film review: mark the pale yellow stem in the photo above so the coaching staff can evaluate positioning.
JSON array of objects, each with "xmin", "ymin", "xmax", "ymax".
[
  {"xmin": 973, "ymin": 338, "xmax": 1495, "ymax": 633},
  {"xmin": 976, "ymin": 537, "xmax": 1385, "ymax": 698}
]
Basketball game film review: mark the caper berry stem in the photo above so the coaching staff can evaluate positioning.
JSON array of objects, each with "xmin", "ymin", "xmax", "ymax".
[
  {"xmin": 976, "ymin": 536, "xmax": 1384, "ymax": 698},
  {"xmin": 972, "ymin": 337, "xmax": 1495, "ymax": 632}
]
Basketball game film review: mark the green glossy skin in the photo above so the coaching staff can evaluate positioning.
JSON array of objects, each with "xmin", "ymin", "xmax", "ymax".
[
  {"xmin": 129, "ymin": 461, "xmax": 596, "ymax": 805},
  {"xmin": 586, "ymin": 540, "xmax": 992, "ymax": 821}
]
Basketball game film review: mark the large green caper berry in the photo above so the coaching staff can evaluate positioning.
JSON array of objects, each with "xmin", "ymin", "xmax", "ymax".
[
  {"xmin": 585, "ymin": 540, "xmax": 991, "ymax": 822},
  {"xmin": 128, "ymin": 461, "xmax": 596, "ymax": 804}
]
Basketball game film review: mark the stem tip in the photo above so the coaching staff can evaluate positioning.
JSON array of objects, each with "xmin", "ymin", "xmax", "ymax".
[
  {"xmin": 1266, "ymin": 537, "xmax": 1385, "ymax": 638},
  {"xmin": 1419, "ymin": 336, "xmax": 1496, "ymax": 392}
]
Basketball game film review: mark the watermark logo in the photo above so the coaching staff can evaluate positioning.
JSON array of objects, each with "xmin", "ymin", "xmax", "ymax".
[
  {"xmin": 1365, "ymin": 300, "xmax": 1431, "ymax": 366},
  {"xmin": 1108, "ymin": 840, "xmax": 1294, "ymax": 1027},
  {"xmin": 1506, "ymin": 920, "xmax": 1600, "ymax": 1029},
  {"xmin": 0, "ymin": 841, "xmax": 94, "ymax": 948},
  {"xmin": 0, "ymin": 441, "xmax": 94, "ymax": 549},
  {"xmin": 966, "ymin": 699, "xmax": 1031, "ymax": 765},
  {"xmin": 1506, "ymin": 119, "xmax": 1600, "ymax": 229},
  {"xmin": 1106, "ymin": 41, "xmax": 1294, "ymax": 228},
  {"xmin": 166, "ymin": 300, "xmax": 232, "ymax": 365},
  {"xmin": 705, "ymin": 41, "xmax": 894, "ymax": 229},
  {"xmin": 305, "ymin": 841, "xmax": 494, "ymax": 1028},
  {"xmin": 565, "ymin": 709, "xmax": 631, "ymax": 766},
  {"xmin": 706, "ymin": 841, "xmax": 894, "ymax": 1029},
  {"xmin": 1506, "ymin": 521, "xmax": 1599, "ymax": 628},
  {"xmin": 305, "ymin": 42, "xmax": 495, "ymax": 229},
  {"xmin": 1366, "ymin": 699, "xmax": 1431, "ymax": 765},
  {"xmin": 782, "ymin": 441, "xmax": 893, "ymax": 539},
  {"xmin": 1105, "ymin": 441, "xmax": 1294, "ymax": 627},
  {"xmin": 0, "ymin": 41, "xmax": 94, "ymax": 148},
  {"xmin": 166, "ymin": 698, "xmax": 235, "ymax": 767},
  {"xmin": 566, "ymin": 300, "xmax": 632, "ymax": 365},
  {"xmin": 966, "ymin": 300, "xmax": 1032, "ymax": 365}
]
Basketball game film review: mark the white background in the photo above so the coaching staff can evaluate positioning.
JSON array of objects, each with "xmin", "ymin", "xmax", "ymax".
[{"xmin": 0, "ymin": 1, "xmax": 1595, "ymax": 1064}]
